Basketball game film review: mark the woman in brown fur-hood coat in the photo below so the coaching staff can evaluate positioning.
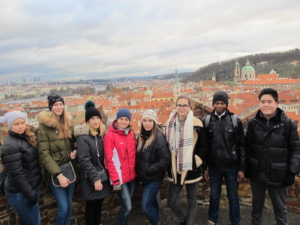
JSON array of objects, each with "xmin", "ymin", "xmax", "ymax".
[{"xmin": 37, "ymin": 93, "xmax": 77, "ymax": 225}]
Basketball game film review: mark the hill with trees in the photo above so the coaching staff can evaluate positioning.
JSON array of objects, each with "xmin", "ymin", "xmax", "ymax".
[{"xmin": 182, "ymin": 48, "xmax": 300, "ymax": 83}]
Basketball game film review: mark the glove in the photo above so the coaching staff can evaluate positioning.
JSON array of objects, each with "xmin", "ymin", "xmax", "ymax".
[
  {"xmin": 113, "ymin": 184, "xmax": 122, "ymax": 192},
  {"xmin": 283, "ymin": 173, "xmax": 295, "ymax": 187},
  {"xmin": 28, "ymin": 198, "xmax": 38, "ymax": 207}
]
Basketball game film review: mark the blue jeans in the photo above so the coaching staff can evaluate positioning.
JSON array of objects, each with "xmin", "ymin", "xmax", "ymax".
[
  {"xmin": 142, "ymin": 180, "xmax": 163, "ymax": 225},
  {"xmin": 208, "ymin": 168, "xmax": 240, "ymax": 225},
  {"xmin": 50, "ymin": 181, "xmax": 75, "ymax": 225},
  {"xmin": 5, "ymin": 187, "xmax": 40, "ymax": 225},
  {"xmin": 117, "ymin": 179, "xmax": 136, "ymax": 225}
]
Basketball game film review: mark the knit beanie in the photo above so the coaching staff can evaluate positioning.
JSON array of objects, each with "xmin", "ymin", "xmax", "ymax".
[
  {"xmin": 48, "ymin": 93, "xmax": 65, "ymax": 110},
  {"xmin": 116, "ymin": 108, "xmax": 132, "ymax": 120},
  {"xmin": 0, "ymin": 111, "xmax": 27, "ymax": 129},
  {"xmin": 85, "ymin": 100, "xmax": 101, "ymax": 122},
  {"xmin": 142, "ymin": 110, "xmax": 158, "ymax": 124},
  {"xmin": 213, "ymin": 91, "xmax": 229, "ymax": 106}
]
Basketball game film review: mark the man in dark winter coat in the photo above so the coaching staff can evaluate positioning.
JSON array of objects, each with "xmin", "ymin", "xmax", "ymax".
[
  {"xmin": 246, "ymin": 88, "xmax": 300, "ymax": 225},
  {"xmin": 203, "ymin": 91, "xmax": 246, "ymax": 225}
]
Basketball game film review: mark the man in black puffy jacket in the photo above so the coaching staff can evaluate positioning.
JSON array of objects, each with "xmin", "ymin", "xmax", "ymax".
[
  {"xmin": 246, "ymin": 88, "xmax": 300, "ymax": 225},
  {"xmin": 203, "ymin": 91, "xmax": 246, "ymax": 225}
]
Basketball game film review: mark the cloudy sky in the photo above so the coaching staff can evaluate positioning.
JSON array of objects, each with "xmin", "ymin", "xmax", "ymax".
[{"xmin": 1, "ymin": 0, "xmax": 300, "ymax": 82}]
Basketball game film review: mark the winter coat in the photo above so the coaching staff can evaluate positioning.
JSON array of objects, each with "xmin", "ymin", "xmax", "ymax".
[
  {"xmin": 74, "ymin": 124, "xmax": 112, "ymax": 201},
  {"xmin": 1, "ymin": 129, "xmax": 42, "ymax": 201},
  {"xmin": 103, "ymin": 120, "xmax": 136, "ymax": 186},
  {"xmin": 246, "ymin": 108, "xmax": 300, "ymax": 187},
  {"xmin": 203, "ymin": 110, "xmax": 246, "ymax": 172},
  {"xmin": 167, "ymin": 117, "xmax": 208, "ymax": 184},
  {"xmin": 37, "ymin": 111, "xmax": 76, "ymax": 178},
  {"xmin": 136, "ymin": 130, "xmax": 170, "ymax": 183}
]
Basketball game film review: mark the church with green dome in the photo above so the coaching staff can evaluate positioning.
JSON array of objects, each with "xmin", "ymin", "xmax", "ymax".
[{"xmin": 234, "ymin": 59, "xmax": 256, "ymax": 84}]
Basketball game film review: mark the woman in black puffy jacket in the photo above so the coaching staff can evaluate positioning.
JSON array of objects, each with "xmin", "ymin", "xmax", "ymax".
[
  {"xmin": 0, "ymin": 111, "xmax": 42, "ymax": 225},
  {"xmin": 74, "ymin": 101, "xmax": 112, "ymax": 225},
  {"xmin": 136, "ymin": 110, "xmax": 170, "ymax": 225}
]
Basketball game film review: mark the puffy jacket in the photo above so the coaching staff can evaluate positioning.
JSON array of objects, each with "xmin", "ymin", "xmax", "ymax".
[
  {"xmin": 136, "ymin": 130, "xmax": 170, "ymax": 183},
  {"xmin": 74, "ymin": 124, "xmax": 112, "ymax": 200},
  {"xmin": 203, "ymin": 110, "xmax": 246, "ymax": 172},
  {"xmin": 246, "ymin": 108, "xmax": 300, "ymax": 187},
  {"xmin": 167, "ymin": 117, "xmax": 208, "ymax": 184},
  {"xmin": 103, "ymin": 121, "xmax": 136, "ymax": 186},
  {"xmin": 37, "ymin": 111, "xmax": 76, "ymax": 177},
  {"xmin": 1, "ymin": 130, "xmax": 42, "ymax": 201}
]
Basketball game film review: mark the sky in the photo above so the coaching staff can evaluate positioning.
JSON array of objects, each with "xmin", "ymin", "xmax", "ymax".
[{"xmin": 1, "ymin": 0, "xmax": 300, "ymax": 82}]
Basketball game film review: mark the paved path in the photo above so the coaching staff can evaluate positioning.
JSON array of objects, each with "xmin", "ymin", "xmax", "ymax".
[{"xmin": 100, "ymin": 200, "xmax": 300, "ymax": 225}]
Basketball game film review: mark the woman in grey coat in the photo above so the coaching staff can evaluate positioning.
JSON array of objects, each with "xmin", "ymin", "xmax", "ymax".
[{"xmin": 74, "ymin": 101, "xmax": 112, "ymax": 225}]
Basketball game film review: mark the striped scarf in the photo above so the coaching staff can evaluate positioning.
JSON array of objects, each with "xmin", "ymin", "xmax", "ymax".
[{"xmin": 166, "ymin": 109, "xmax": 194, "ymax": 173}]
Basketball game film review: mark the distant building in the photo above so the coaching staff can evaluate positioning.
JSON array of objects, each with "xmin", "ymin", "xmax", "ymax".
[
  {"xmin": 234, "ymin": 59, "xmax": 256, "ymax": 84},
  {"xmin": 172, "ymin": 69, "xmax": 181, "ymax": 97}
]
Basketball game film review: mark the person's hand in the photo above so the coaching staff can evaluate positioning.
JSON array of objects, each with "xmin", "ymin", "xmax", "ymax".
[
  {"xmin": 94, "ymin": 180, "xmax": 103, "ymax": 191},
  {"xmin": 70, "ymin": 150, "xmax": 77, "ymax": 159},
  {"xmin": 283, "ymin": 173, "xmax": 295, "ymax": 187},
  {"xmin": 204, "ymin": 170, "xmax": 209, "ymax": 182},
  {"xmin": 113, "ymin": 184, "xmax": 122, "ymax": 192},
  {"xmin": 237, "ymin": 171, "xmax": 245, "ymax": 183},
  {"xmin": 58, "ymin": 175, "xmax": 70, "ymax": 188},
  {"xmin": 28, "ymin": 198, "xmax": 38, "ymax": 207}
]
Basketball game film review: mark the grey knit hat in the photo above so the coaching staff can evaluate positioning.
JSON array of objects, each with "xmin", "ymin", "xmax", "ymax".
[
  {"xmin": 0, "ymin": 111, "xmax": 27, "ymax": 129},
  {"xmin": 142, "ymin": 110, "xmax": 158, "ymax": 124}
]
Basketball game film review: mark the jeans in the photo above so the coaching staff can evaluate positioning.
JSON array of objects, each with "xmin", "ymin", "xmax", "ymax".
[
  {"xmin": 141, "ymin": 180, "xmax": 163, "ymax": 225},
  {"xmin": 50, "ymin": 181, "xmax": 75, "ymax": 225},
  {"xmin": 208, "ymin": 168, "xmax": 240, "ymax": 225},
  {"xmin": 251, "ymin": 180, "xmax": 288, "ymax": 225},
  {"xmin": 5, "ymin": 187, "xmax": 40, "ymax": 225},
  {"xmin": 167, "ymin": 181, "xmax": 199, "ymax": 225},
  {"xmin": 117, "ymin": 179, "xmax": 136, "ymax": 225}
]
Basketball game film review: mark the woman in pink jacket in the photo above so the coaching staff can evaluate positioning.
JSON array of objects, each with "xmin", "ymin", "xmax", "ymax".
[{"xmin": 104, "ymin": 108, "xmax": 136, "ymax": 225}]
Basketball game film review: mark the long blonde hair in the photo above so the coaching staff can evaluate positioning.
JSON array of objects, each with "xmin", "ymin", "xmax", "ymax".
[
  {"xmin": 51, "ymin": 110, "xmax": 72, "ymax": 139},
  {"xmin": 137, "ymin": 121, "xmax": 162, "ymax": 151},
  {"xmin": 87, "ymin": 120, "xmax": 105, "ymax": 137}
]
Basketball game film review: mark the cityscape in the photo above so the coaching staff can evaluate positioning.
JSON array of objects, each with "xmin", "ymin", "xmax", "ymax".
[{"xmin": 0, "ymin": 59, "xmax": 299, "ymax": 136}]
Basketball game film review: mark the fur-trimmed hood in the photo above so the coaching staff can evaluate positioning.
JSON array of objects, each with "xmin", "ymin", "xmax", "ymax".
[
  {"xmin": 38, "ymin": 110, "xmax": 73, "ymax": 139},
  {"xmin": 38, "ymin": 110, "xmax": 73, "ymax": 128},
  {"xmin": 74, "ymin": 124, "xmax": 90, "ymax": 138}
]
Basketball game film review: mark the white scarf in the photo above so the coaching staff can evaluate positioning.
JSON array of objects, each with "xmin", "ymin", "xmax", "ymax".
[{"xmin": 166, "ymin": 109, "xmax": 194, "ymax": 173}]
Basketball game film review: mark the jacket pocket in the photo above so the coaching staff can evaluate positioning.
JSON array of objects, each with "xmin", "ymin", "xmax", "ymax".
[
  {"xmin": 247, "ymin": 157, "xmax": 259, "ymax": 178},
  {"xmin": 269, "ymin": 163, "xmax": 287, "ymax": 183}
]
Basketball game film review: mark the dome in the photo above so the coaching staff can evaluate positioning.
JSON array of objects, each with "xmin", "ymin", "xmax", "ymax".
[{"xmin": 242, "ymin": 66, "xmax": 255, "ymax": 71}]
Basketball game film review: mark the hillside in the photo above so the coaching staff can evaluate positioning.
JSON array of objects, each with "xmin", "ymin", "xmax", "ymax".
[{"xmin": 182, "ymin": 48, "xmax": 300, "ymax": 83}]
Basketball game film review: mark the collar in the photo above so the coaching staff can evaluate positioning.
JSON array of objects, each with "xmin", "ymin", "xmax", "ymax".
[
  {"xmin": 259, "ymin": 109, "xmax": 278, "ymax": 121},
  {"xmin": 214, "ymin": 110, "xmax": 226, "ymax": 119}
]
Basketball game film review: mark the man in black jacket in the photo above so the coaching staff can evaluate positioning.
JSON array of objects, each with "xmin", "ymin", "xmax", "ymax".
[
  {"xmin": 203, "ymin": 91, "xmax": 246, "ymax": 225},
  {"xmin": 246, "ymin": 88, "xmax": 300, "ymax": 225}
]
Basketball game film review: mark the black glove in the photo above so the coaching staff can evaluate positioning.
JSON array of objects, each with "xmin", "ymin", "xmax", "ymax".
[
  {"xmin": 283, "ymin": 172, "xmax": 295, "ymax": 187},
  {"xmin": 28, "ymin": 198, "xmax": 38, "ymax": 207}
]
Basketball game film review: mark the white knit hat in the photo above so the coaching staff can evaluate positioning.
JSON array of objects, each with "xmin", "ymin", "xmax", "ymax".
[
  {"xmin": 142, "ymin": 110, "xmax": 158, "ymax": 124},
  {"xmin": 0, "ymin": 111, "xmax": 27, "ymax": 129}
]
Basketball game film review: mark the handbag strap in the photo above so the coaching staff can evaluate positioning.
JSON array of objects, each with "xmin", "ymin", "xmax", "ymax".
[{"xmin": 95, "ymin": 136, "xmax": 105, "ymax": 171}]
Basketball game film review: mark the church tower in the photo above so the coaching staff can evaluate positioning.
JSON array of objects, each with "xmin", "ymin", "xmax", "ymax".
[
  {"xmin": 212, "ymin": 71, "xmax": 216, "ymax": 81},
  {"xmin": 234, "ymin": 61, "xmax": 241, "ymax": 84},
  {"xmin": 173, "ymin": 68, "xmax": 181, "ymax": 97}
]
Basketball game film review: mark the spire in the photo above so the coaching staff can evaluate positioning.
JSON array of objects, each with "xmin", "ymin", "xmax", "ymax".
[
  {"xmin": 235, "ymin": 60, "xmax": 240, "ymax": 67},
  {"xmin": 245, "ymin": 58, "xmax": 250, "ymax": 66},
  {"xmin": 174, "ymin": 68, "xmax": 179, "ymax": 87}
]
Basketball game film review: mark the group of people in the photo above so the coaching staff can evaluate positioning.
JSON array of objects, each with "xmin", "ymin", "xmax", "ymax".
[{"xmin": 0, "ymin": 88, "xmax": 299, "ymax": 225}]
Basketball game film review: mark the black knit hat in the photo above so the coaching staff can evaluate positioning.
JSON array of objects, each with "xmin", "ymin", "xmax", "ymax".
[
  {"xmin": 213, "ymin": 91, "xmax": 229, "ymax": 106},
  {"xmin": 48, "ymin": 93, "xmax": 65, "ymax": 110},
  {"xmin": 85, "ymin": 100, "xmax": 101, "ymax": 122}
]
